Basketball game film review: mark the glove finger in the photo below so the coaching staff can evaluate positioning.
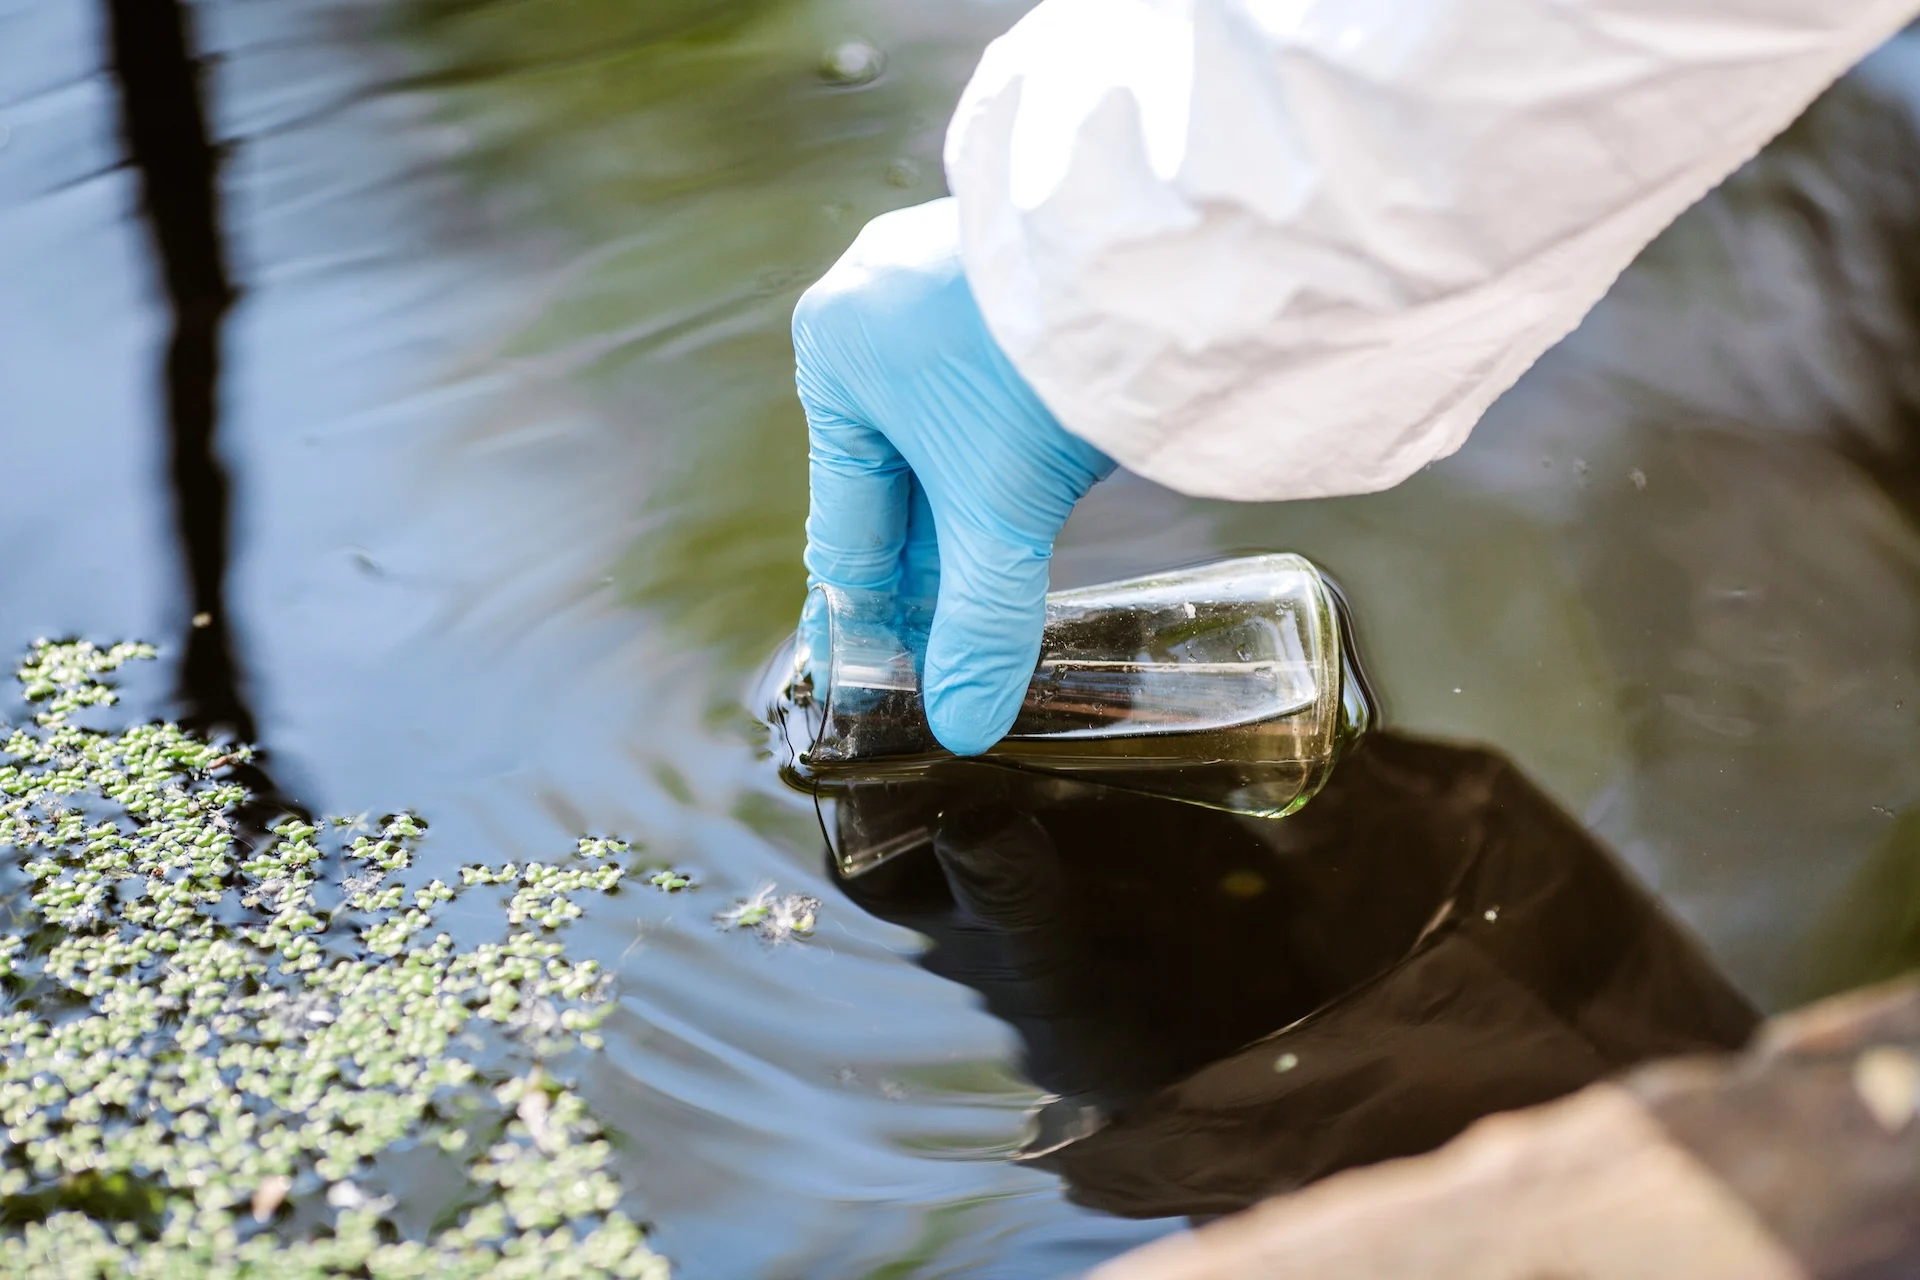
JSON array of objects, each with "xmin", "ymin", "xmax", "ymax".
[
  {"xmin": 898, "ymin": 476, "xmax": 941, "ymax": 603},
  {"xmin": 922, "ymin": 520, "xmax": 1051, "ymax": 756},
  {"xmin": 803, "ymin": 405, "xmax": 910, "ymax": 592}
]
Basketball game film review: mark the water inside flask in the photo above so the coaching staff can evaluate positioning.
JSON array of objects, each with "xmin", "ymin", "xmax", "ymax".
[{"xmin": 755, "ymin": 553, "xmax": 1372, "ymax": 821}]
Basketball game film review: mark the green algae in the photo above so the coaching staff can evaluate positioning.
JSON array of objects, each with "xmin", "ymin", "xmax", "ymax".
[
  {"xmin": 714, "ymin": 886, "xmax": 818, "ymax": 941},
  {"xmin": 0, "ymin": 641, "xmax": 669, "ymax": 1278}
]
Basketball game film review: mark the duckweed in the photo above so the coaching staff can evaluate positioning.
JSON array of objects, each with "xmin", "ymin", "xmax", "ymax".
[
  {"xmin": 0, "ymin": 641, "xmax": 669, "ymax": 1277},
  {"xmin": 715, "ymin": 887, "xmax": 820, "ymax": 942}
]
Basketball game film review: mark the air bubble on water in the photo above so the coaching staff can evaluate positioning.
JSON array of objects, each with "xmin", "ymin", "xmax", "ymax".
[
  {"xmin": 327, "ymin": 1181, "xmax": 367, "ymax": 1209},
  {"xmin": 819, "ymin": 40, "xmax": 884, "ymax": 87}
]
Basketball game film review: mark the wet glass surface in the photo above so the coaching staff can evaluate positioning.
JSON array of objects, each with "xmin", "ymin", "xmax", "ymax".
[{"xmin": 3, "ymin": 1, "xmax": 1920, "ymax": 1274}]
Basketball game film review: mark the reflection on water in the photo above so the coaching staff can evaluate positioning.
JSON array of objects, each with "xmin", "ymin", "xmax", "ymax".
[
  {"xmin": 837, "ymin": 735, "xmax": 1756, "ymax": 1218},
  {"xmin": 2, "ymin": 0, "xmax": 1919, "ymax": 1272}
]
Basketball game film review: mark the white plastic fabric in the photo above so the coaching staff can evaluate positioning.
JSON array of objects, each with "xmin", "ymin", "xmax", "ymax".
[{"xmin": 945, "ymin": 0, "xmax": 1920, "ymax": 501}]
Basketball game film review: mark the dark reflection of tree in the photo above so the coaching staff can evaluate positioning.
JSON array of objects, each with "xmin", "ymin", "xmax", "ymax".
[
  {"xmin": 104, "ymin": 0, "xmax": 245, "ymax": 739},
  {"xmin": 103, "ymin": 0, "xmax": 289, "ymax": 813}
]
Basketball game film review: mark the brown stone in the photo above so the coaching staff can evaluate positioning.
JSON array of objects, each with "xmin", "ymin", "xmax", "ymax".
[{"xmin": 1091, "ymin": 1084, "xmax": 1801, "ymax": 1280}]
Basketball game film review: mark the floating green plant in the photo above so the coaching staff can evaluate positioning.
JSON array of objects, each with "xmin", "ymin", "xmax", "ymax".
[
  {"xmin": 0, "ymin": 641, "xmax": 668, "ymax": 1277},
  {"xmin": 715, "ymin": 886, "xmax": 819, "ymax": 941}
]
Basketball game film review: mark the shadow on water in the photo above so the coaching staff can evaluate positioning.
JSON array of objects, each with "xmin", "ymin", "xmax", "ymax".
[{"xmin": 2, "ymin": 0, "xmax": 1920, "ymax": 1273}]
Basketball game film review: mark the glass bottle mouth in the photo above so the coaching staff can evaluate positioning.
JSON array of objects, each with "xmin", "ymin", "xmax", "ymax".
[
  {"xmin": 751, "ymin": 584, "xmax": 936, "ymax": 776},
  {"xmin": 792, "ymin": 585, "xmax": 940, "ymax": 771}
]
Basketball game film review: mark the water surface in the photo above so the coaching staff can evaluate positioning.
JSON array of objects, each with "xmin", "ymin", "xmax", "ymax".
[{"xmin": 4, "ymin": 2, "xmax": 1920, "ymax": 1274}]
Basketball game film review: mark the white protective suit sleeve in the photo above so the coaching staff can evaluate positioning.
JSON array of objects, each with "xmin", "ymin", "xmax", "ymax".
[{"xmin": 944, "ymin": 0, "xmax": 1920, "ymax": 502}]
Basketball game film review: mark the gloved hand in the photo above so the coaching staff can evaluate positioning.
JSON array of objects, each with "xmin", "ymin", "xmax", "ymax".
[{"xmin": 793, "ymin": 197, "xmax": 1114, "ymax": 756}]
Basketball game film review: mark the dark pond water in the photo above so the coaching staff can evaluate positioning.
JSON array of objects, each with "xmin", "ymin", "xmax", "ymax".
[{"xmin": 5, "ymin": 0, "xmax": 1920, "ymax": 1274}]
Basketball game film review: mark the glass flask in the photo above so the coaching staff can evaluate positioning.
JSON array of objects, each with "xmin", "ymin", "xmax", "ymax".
[{"xmin": 755, "ymin": 553, "xmax": 1372, "ymax": 821}]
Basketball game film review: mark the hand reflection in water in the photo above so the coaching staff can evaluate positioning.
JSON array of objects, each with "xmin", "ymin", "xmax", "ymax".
[{"xmin": 830, "ymin": 733, "xmax": 1759, "ymax": 1220}]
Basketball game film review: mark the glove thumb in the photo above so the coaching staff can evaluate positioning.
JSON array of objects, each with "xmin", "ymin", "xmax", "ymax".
[{"xmin": 922, "ymin": 525, "xmax": 1050, "ymax": 757}]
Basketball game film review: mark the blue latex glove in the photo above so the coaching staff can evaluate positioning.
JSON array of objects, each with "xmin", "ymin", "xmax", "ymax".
[{"xmin": 793, "ymin": 198, "xmax": 1115, "ymax": 756}]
